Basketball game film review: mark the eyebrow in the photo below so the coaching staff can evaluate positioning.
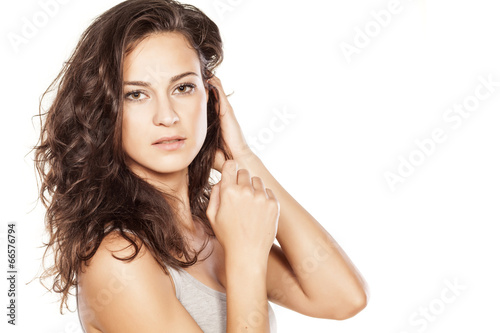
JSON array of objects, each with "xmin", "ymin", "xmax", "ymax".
[{"xmin": 124, "ymin": 71, "xmax": 199, "ymax": 87}]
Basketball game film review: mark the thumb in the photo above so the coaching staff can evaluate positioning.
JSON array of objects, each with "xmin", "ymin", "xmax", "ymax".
[{"xmin": 206, "ymin": 182, "xmax": 221, "ymax": 224}]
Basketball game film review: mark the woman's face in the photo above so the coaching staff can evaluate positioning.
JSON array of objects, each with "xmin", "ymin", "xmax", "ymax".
[{"xmin": 121, "ymin": 31, "xmax": 209, "ymax": 181}]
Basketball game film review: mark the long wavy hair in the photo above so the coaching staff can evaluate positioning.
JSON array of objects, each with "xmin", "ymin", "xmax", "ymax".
[{"xmin": 32, "ymin": 0, "xmax": 232, "ymax": 313}]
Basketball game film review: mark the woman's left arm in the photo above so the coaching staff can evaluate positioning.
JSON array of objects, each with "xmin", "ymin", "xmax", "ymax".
[
  {"xmin": 236, "ymin": 153, "xmax": 369, "ymax": 320},
  {"xmin": 208, "ymin": 76, "xmax": 369, "ymax": 320}
]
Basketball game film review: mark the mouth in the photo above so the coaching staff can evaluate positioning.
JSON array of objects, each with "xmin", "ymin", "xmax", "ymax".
[
  {"xmin": 152, "ymin": 137, "xmax": 186, "ymax": 151},
  {"xmin": 152, "ymin": 136, "xmax": 186, "ymax": 145},
  {"xmin": 154, "ymin": 139, "xmax": 184, "ymax": 144}
]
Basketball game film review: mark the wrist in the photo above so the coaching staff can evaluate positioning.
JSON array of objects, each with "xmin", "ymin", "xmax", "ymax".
[
  {"xmin": 225, "ymin": 251, "xmax": 268, "ymax": 273},
  {"xmin": 234, "ymin": 148, "xmax": 261, "ymax": 170}
]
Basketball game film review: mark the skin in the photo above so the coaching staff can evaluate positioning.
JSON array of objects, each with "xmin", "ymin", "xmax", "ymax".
[
  {"xmin": 120, "ymin": 31, "xmax": 209, "ymax": 231},
  {"xmin": 77, "ymin": 31, "xmax": 369, "ymax": 333}
]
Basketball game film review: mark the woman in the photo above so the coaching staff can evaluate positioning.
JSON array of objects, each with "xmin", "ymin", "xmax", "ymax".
[{"xmin": 33, "ymin": 0, "xmax": 369, "ymax": 332}]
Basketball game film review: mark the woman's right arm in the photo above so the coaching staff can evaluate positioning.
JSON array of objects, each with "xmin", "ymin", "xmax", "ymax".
[
  {"xmin": 77, "ymin": 232, "xmax": 204, "ymax": 333},
  {"xmin": 225, "ymin": 255, "xmax": 270, "ymax": 332},
  {"xmin": 79, "ymin": 231, "xmax": 273, "ymax": 333},
  {"xmin": 207, "ymin": 160, "xmax": 280, "ymax": 333},
  {"xmin": 79, "ymin": 159, "xmax": 278, "ymax": 333}
]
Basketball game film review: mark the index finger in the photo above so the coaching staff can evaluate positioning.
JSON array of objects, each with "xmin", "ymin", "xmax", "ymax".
[
  {"xmin": 220, "ymin": 159, "xmax": 238, "ymax": 187},
  {"xmin": 208, "ymin": 75, "xmax": 234, "ymax": 116}
]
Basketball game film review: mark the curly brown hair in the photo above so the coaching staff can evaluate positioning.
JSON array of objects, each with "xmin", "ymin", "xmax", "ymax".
[{"xmin": 31, "ymin": 0, "xmax": 232, "ymax": 313}]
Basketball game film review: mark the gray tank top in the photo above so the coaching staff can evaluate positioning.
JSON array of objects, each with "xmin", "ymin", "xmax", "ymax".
[{"xmin": 166, "ymin": 265, "xmax": 278, "ymax": 332}]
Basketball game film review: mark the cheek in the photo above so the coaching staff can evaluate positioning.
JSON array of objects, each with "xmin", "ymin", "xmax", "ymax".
[
  {"xmin": 182, "ymin": 97, "xmax": 207, "ymax": 141},
  {"xmin": 121, "ymin": 113, "xmax": 139, "ymax": 155},
  {"xmin": 193, "ymin": 103, "xmax": 208, "ymax": 141}
]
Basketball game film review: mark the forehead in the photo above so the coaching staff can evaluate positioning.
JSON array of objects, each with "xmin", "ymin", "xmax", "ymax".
[{"xmin": 123, "ymin": 31, "xmax": 201, "ymax": 81}]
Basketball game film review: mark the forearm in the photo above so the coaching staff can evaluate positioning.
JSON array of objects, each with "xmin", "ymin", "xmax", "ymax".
[
  {"xmin": 225, "ymin": 256, "xmax": 270, "ymax": 332},
  {"xmin": 237, "ymin": 154, "xmax": 368, "ymax": 313}
]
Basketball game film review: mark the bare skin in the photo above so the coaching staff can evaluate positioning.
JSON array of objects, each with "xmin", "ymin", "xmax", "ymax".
[
  {"xmin": 77, "ymin": 31, "xmax": 368, "ymax": 332},
  {"xmin": 78, "ymin": 160, "xmax": 277, "ymax": 332}
]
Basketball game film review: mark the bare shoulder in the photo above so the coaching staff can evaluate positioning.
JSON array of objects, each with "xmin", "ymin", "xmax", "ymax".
[
  {"xmin": 82, "ymin": 230, "xmax": 154, "ymax": 272},
  {"xmin": 77, "ymin": 231, "xmax": 203, "ymax": 333},
  {"xmin": 79, "ymin": 231, "xmax": 160, "ymax": 290}
]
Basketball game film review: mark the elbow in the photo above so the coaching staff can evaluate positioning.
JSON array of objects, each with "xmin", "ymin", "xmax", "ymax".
[
  {"xmin": 332, "ymin": 275, "xmax": 370, "ymax": 320},
  {"xmin": 312, "ymin": 277, "xmax": 370, "ymax": 320},
  {"xmin": 333, "ymin": 294, "xmax": 367, "ymax": 320},
  {"xmin": 329, "ymin": 290, "xmax": 368, "ymax": 320}
]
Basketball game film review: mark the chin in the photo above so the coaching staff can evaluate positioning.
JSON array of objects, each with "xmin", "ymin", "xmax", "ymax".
[{"xmin": 150, "ymin": 160, "xmax": 191, "ymax": 174}]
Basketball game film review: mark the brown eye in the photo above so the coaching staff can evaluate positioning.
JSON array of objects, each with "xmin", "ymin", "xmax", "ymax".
[
  {"xmin": 174, "ymin": 83, "xmax": 195, "ymax": 95},
  {"xmin": 125, "ymin": 91, "xmax": 147, "ymax": 102}
]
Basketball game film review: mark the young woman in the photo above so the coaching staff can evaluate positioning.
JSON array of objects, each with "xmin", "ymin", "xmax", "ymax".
[{"xmin": 33, "ymin": 0, "xmax": 368, "ymax": 332}]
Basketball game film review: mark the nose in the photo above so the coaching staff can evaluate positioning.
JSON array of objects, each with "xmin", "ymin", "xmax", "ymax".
[{"xmin": 153, "ymin": 96, "xmax": 179, "ymax": 126}]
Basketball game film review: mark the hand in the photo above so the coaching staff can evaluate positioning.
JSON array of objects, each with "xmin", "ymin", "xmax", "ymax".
[
  {"xmin": 208, "ymin": 76, "xmax": 256, "ymax": 172},
  {"xmin": 206, "ymin": 160, "xmax": 280, "ymax": 262}
]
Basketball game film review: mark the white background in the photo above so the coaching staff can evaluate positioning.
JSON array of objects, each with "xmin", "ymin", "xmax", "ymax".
[{"xmin": 1, "ymin": 0, "xmax": 499, "ymax": 332}]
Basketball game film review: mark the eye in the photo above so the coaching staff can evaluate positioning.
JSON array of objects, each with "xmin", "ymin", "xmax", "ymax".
[
  {"xmin": 174, "ymin": 83, "xmax": 196, "ymax": 95},
  {"xmin": 125, "ymin": 90, "xmax": 148, "ymax": 102}
]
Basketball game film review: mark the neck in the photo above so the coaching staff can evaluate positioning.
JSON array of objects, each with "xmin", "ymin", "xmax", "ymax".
[{"xmin": 126, "ymin": 162, "xmax": 199, "ymax": 234}]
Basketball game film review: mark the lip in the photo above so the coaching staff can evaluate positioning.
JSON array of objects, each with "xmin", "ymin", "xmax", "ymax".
[
  {"xmin": 152, "ymin": 136, "xmax": 186, "ymax": 145},
  {"xmin": 152, "ymin": 136, "xmax": 186, "ymax": 151}
]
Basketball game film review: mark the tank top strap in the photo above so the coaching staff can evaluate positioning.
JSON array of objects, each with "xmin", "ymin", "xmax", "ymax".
[{"xmin": 166, "ymin": 265, "xmax": 183, "ymax": 299}]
